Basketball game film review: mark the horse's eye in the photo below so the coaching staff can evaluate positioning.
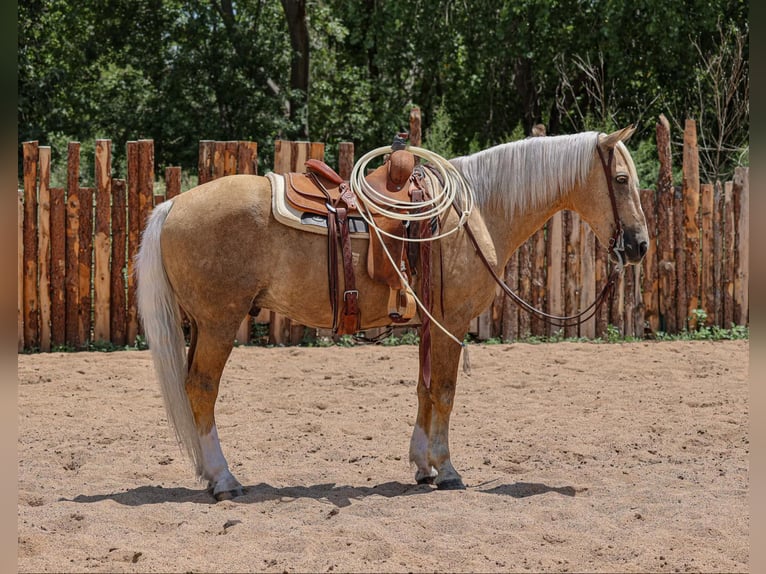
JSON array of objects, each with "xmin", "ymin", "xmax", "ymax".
[{"xmin": 615, "ymin": 174, "xmax": 629, "ymax": 185}]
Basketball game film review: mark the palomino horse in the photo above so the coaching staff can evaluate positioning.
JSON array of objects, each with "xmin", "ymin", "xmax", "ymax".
[{"xmin": 136, "ymin": 127, "xmax": 648, "ymax": 500}]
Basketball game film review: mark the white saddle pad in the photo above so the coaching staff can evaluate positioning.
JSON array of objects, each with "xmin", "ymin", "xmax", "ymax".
[{"xmin": 267, "ymin": 172, "xmax": 370, "ymax": 237}]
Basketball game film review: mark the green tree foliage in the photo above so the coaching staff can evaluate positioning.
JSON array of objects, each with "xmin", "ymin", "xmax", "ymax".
[{"xmin": 19, "ymin": 0, "xmax": 748, "ymax": 181}]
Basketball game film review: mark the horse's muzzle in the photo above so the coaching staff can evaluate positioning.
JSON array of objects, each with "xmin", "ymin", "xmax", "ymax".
[{"xmin": 616, "ymin": 231, "xmax": 649, "ymax": 266}]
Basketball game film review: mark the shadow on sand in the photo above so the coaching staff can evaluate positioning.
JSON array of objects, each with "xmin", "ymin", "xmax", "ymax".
[{"xmin": 64, "ymin": 480, "xmax": 581, "ymax": 507}]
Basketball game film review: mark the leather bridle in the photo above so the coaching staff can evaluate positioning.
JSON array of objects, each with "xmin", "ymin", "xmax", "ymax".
[{"xmin": 463, "ymin": 140, "xmax": 627, "ymax": 330}]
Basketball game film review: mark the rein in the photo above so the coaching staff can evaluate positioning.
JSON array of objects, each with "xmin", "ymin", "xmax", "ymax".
[{"xmin": 463, "ymin": 141, "xmax": 625, "ymax": 330}]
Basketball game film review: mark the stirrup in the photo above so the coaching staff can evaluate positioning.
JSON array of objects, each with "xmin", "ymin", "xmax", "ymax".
[{"xmin": 387, "ymin": 288, "xmax": 416, "ymax": 323}]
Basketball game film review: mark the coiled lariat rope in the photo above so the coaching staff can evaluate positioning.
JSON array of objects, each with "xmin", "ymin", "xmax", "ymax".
[
  {"xmin": 348, "ymin": 145, "xmax": 475, "ymax": 351},
  {"xmin": 349, "ymin": 146, "xmax": 475, "ymax": 241}
]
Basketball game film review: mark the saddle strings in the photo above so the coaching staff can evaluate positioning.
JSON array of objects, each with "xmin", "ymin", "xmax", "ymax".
[{"xmin": 348, "ymin": 146, "xmax": 476, "ymax": 350}]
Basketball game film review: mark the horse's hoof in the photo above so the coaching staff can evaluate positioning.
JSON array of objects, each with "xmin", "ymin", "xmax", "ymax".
[
  {"xmin": 213, "ymin": 486, "xmax": 245, "ymax": 501},
  {"xmin": 436, "ymin": 478, "xmax": 466, "ymax": 491},
  {"xmin": 416, "ymin": 476, "xmax": 435, "ymax": 485}
]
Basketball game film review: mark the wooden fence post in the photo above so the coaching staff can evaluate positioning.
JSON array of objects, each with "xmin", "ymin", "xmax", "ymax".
[
  {"xmin": 94, "ymin": 139, "xmax": 112, "ymax": 343},
  {"xmin": 38, "ymin": 146, "xmax": 52, "ymax": 352},
  {"xmin": 126, "ymin": 141, "xmax": 140, "ymax": 345},
  {"xmin": 237, "ymin": 141, "xmax": 258, "ymax": 176},
  {"xmin": 579, "ymin": 223, "xmax": 596, "ymax": 339},
  {"xmin": 673, "ymin": 184, "xmax": 687, "ymax": 331},
  {"xmin": 78, "ymin": 186, "xmax": 94, "ymax": 346},
  {"xmin": 722, "ymin": 182, "xmax": 734, "ymax": 327},
  {"xmin": 409, "ymin": 107, "xmax": 422, "ymax": 146},
  {"xmin": 517, "ymin": 239, "xmax": 532, "ymax": 338},
  {"xmin": 563, "ymin": 211, "xmax": 580, "ymax": 339},
  {"xmin": 594, "ymin": 237, "xmax": 608, "ymax": 337},
  {"xmin": 700, "ymin": 183, "xmax": 716, "ymax": 325},
  {"xmin": 22, "ymin": 141, "xmax": 39, "ymax": 350},
  {"xmin": 338, "ymin": 142, "xmax": 354, "ymax": 180},
  {"xmin": 50, "ymin": 187, "xmax": 66, "ymax": 348},
  {"xmin": 546, "ymin": 212, "xmax": 564, "ymax": 337},
  {"xmin": 640, "ymin": 188, "xmax": 659, "ymax": 334},
  {"xmin": 65, "ymin": 143, "xmax": 81, "ymax": 347},
  {"xmin": 733, "ymin": 167, "xmax": 749, "ymax": 326},
  {"xmin": 682, "ymin": 119, "xmax": 700, "ymax": 329},
  {"xmin": 531, "ymin": 227, "xmax": 547, "ymax": 336},
  {"xmin": 198, "ymin": 141, "xmax": 213, "ymax": 185},
  {"xmin": 165, "ymin": 166, "xmax": 181, "ymax": 201},
  {"xmin": 501, "ymin": 251, "xmax": 520, "ymax": 341},
  {"xmin": 17, "ymin": 190, "xmax": 24, "ymax": 352},
  {"xmin": 110, "ymin": 179, "xmax": 127, "ymax": 347},
  {"xmin": 656, "ymin": 114, "xmax": 676, "ymax": 333},
  {"xmin": 712, "ymin": 181, "xmax": 724, "ymax": 326}
]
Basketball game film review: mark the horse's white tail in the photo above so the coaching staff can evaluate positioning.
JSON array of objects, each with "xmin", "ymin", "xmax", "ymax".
[{"xmin": 135, "ymin": 201, "xmax": 204, "ymax": 478}]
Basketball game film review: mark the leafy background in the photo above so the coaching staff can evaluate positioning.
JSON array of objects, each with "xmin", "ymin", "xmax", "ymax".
[{"xmin": 18, "ymin": 0, "xmax": 748, "ymax": 186}]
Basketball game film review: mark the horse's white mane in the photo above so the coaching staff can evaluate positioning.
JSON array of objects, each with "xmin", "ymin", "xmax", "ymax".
[{"xmin": 450, "ymin": 132, "xmax": 601, "ymax": 215}]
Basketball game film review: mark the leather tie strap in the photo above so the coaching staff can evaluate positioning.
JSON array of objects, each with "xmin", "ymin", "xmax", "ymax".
[{"xmin": 336, "ymin": 205, "xmax": 361, "ymax": 334}]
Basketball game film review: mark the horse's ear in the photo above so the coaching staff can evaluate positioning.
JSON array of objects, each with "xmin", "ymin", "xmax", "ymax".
[{"xmin": 600, "ymin": 125, "xmax": 636, "ymax": 149}]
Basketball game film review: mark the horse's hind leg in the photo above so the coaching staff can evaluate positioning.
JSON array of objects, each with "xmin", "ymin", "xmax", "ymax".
[{"xmin": 185, "ymin": 323, "xmax": 243, "ymax": 500}]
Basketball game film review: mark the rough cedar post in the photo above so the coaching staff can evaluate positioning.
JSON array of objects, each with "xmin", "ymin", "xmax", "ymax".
[
  {"xmin": 700, "ymin": 183, "xmax": 716, "ymax": 326},
  {"xmin": 17, "ymin": 191, "xmax": 24, "ymax": 351},
  {"xmin": 50, "ymin": 187, "xmax": 66, "ymax": 348},
  {"xmin": 546, "ymin": 212, "xmax": 564, "ymax": 337},
  {"xmin": 138, "ymin": 140, "xmax": 154, "ymax": 234},
  {"xmin": 224, "ymin": 141, "xmax": 238, "ymax": 176},
  {"xmin": 165, "ymin": 166, "xmax": 181, "ymax": 200},
  {"xmin": 338, "ymin": 142, "xmax": 354, "ymax": 180},
  {"xmin": 712, "ymin": 182, "xmax": 723, "ymax": 326},
  {"xmin": 673, "ymin": 184, "xmax": 687, "ymax": 332},
  {"xmin": 110, "ymin": 179, "xmax": 127, "ymax": 346},
  {"xmin": 65, "ymin": 188, "xmax": 80, "ymax": 347},
  {"xmin": 38, "ymin": 146, "xmax": 52, "ymax": 351},
  {"xmin": 656, "ymin": 114, "xmax": 676, "ymax": 333},
  {"xmin": 213, "ymin": 141, "xmax": 226, "ymax": 179},
  {"xmin": 78, "ymin": 187, "xmax": 94, "ymax": 347},
  {"xmin": 126, "ymin": 141, "xmax": 140, "ymax": 344},
  {"xmin": 501, "ymin": 251, "xmax": 519, "ymax": 341},
  {"xmin": 517, "ymin": 239, "xmax": 532, "ymax": 338},
  {"xmin": 623, "ymin": 265, "xmax": 636, "ymax": 337},
  {"xmin": 136, "ymin": 139, "xmax": 154, "ymax": 339},
  {"xmin": 682, "ymin": 119, "xmax": 700, "ymax": 329},
  {"xmin": 22, "ymin": 141, "xmax": 39, "ymax": 349},
  {"xmin": 609, "ymin": 262, "xmax": 625, "ymax": 336},
  {"xmin": 722, "ymin": 182, "xmax": 734, "ymax": 327},
  {"xmin": 594, "ymin": 237, "xmax": 608, "ymax": 337},
  {"xmin": 198, "ymin": 141, "xmax": 214, "ymax": 184},
  {"xmin": 237, "ymin": 141, "xmax": 258, "ymax": 176},
  {"xmin": 640, "ymin": 188, "xmax": 660, "ymax": 334},
  {"xmin": 65, "ymin": 143, "xmax": 81, "ymax": 347},
  {"xmin": 733, "ymin": 167, "xmax": 749, "ymax": 326},
  {"xmin": 531, "ymin": 227, "xmax": 547, "ymax": 336},
  {"xmin": 579, "ymin": 222, "xmax": 596, "ymax": 339},
  {"xmin": 409, "ymin": 107, "xmax": 422, "ymax": 147},
  {"xmin": 563, "ymin": 211, "xmax": 580, "ymax": 339},
  {"xmin": 94, "ymin": 139, "xmax": 112, "ymax": 343}
]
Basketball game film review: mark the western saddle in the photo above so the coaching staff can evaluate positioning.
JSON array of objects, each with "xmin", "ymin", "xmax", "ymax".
[{"xmin": 284, "ymin": 135, "xmax": 435, "ymax": 335}]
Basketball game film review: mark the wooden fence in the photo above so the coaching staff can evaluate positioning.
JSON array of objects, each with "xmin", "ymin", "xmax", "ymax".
[{"xmin": 18, "ymin": 117, "xmax": 748, "ymax": 352}]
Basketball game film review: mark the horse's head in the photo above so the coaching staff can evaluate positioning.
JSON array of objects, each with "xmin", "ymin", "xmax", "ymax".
[{"xmin": 572, "ymin": 126, "xmax": 649, "ymax": 267}]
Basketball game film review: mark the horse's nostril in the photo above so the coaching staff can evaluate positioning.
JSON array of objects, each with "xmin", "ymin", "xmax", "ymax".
[{"xmin": 639, "ymin": 240, "xmax": 648, "ymax": 258}]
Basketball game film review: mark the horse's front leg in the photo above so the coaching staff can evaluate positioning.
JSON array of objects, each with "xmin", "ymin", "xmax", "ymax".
[{"xmin": 409, "ymin": 329, "xmax": 466, "ymax": 490}]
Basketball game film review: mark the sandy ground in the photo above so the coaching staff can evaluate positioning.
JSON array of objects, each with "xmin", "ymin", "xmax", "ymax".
[{"xmin": 18, "ymin": 340, "xmax": 748, "ymax": 573}]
